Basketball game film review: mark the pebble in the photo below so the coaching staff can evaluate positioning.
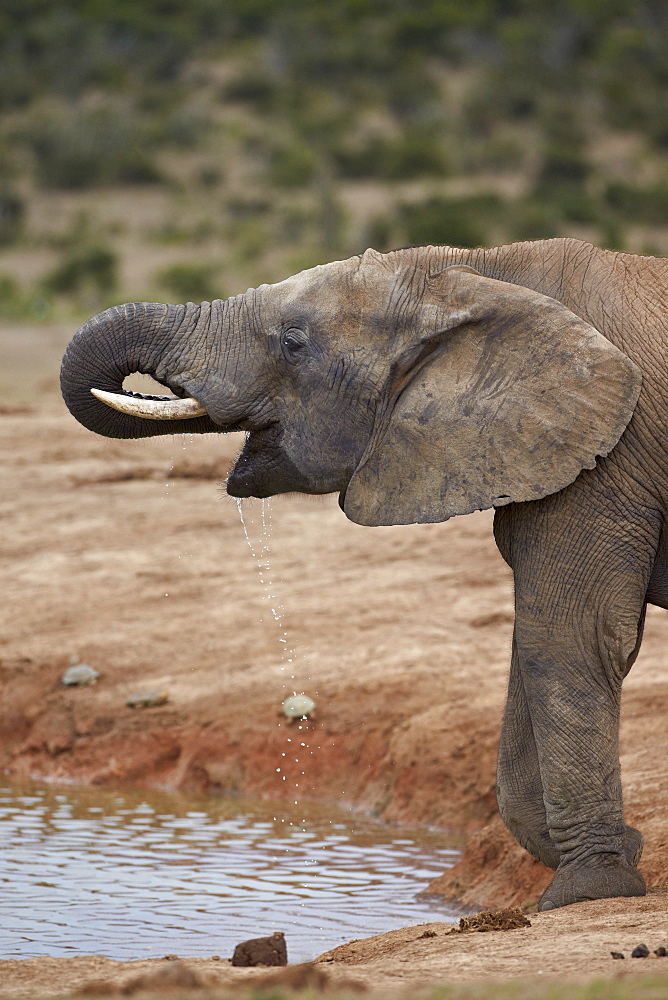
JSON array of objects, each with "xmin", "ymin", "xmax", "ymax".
[
  {"xmin": 631, "ymin": 944, "xmax": 649, "ymax": 958},
  {"xmin": 282, "ymin": 694, "xmax": 316, "ymax": 719},
  {"xmin": 62, "ymin": 664, "xmax": 100, "ymax": 686},
  {"xmin": 127, "ymin": 689, "xmax": 169, "ymax": 708}
]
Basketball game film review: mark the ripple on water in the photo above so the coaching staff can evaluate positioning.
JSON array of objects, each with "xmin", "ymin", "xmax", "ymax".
[{"xmin": 0, "ymin": 777, "xmax": 464, "ymax": 963}]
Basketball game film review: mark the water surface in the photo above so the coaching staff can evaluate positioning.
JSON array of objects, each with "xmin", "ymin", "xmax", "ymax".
[{"xmin": 0, "ymin": 778, "xmax": 463, "ymax": 963}]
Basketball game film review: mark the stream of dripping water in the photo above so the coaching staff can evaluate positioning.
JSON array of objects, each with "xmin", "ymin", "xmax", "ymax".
[
  {"xmin": 236, "ymin": 498, "xmax": 297, "ymax": 690},
  {"xmin": 236, "ymin": 498, "xmax": 309, "ymax": 812}
]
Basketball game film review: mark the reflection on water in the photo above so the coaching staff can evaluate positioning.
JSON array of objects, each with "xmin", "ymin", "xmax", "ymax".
[{"xmin": 0, "ymin": 778, "xmax": 463, "ymax": 963}]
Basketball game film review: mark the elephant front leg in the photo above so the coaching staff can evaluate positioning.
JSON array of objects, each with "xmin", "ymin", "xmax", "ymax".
[
  {"xmin": 514, "ymin": 596, "xmax": 648, "ymax": 908},
  {"xmin": 497, "ymin": 637, "xmax": 645, "ymax": 873},
  {"xmin": 497, "ymin": 637, "xmax": 560, "ymax": 869},
  {"xmin": 494, "ymin": 491, "xmax": 656, "ymax": 911},
  {"xmin": 526, "ymin": 654, "xmax": 646, "ymax": 912}
]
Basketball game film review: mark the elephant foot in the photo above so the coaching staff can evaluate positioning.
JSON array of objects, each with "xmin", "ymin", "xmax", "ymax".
[{"xmin": 538, "ymin": 860, "xmax": 646, "ymax": 912}]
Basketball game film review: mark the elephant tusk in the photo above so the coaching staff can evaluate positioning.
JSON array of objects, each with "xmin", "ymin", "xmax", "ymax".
[{"xmin": 90, "ymin": 387, "xmax": 208, "ymax": 420}]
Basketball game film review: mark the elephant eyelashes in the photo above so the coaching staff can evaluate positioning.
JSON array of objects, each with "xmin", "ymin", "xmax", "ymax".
[{"xmin": 281, "ymin": 329, "xmax": 309, "ymax": 362}]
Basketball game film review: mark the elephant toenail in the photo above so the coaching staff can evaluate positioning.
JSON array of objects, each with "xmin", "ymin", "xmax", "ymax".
[{"xmin": 539, "ymin": 901, "xmax": 556, "ymax": 911}]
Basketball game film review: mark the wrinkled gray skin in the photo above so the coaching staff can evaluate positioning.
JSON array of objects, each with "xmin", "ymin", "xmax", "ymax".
[{"xmin": 61, "ymin": 238, "xmax": 668, "ymax": 912}]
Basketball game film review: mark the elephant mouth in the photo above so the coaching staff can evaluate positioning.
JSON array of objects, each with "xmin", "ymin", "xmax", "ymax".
[{"xmin": 227, "ymin": 425, "xmax": 312, "ymax": 498}]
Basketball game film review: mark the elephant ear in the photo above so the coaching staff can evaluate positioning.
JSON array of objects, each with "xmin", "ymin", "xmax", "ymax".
[{"xmin": 343, "ymin": 265, "xmax": 641, "ymax": 526}]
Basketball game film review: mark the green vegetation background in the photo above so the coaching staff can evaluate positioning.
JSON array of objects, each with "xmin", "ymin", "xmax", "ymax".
[{"xmin": 0, "ymin": 0, "xmax": 666, "ymax": 319}]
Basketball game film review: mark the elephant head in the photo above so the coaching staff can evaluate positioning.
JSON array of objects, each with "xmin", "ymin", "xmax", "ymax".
[{"xmin": 61, "ymin": 246, "xmax": 641, "ymax": 525}]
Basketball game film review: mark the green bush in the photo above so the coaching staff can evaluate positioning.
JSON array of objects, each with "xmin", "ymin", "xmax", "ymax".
[
  {"xmin": 526, "ymin": 185, "xmax": 599, "ymax": 226},
  {"xmin": 229, "ymin": 217, "xmax": 268, "ymax": 263},
  {"xmin": 269, "ymin": 141, "xmax": 319, "ymax": 187},
  {"xmin": 507, "ymin": 199, "xmax": 560, "ymax": 242},
  {"xmin": 475, "ymin": 136, "xmax": 525, "ymax": 173},
  {"xmin": 25, "ymin": 105, "xmax": 161, "ymax": 189},
  {"xmin": 0, "ymin": 273, "xmax": 24, "ymax": 319},
  {"xmin": 0, "ymin": 189, "xmax": 24, "ymax": 245},
  {"xmin": 400, "ymin": 194, "xmax": 502, "ymax": 249},
  {"xmin": 279, "ymin": 205, "xmax": 313, "ymax": 244},
  {"xmin": 529, "ymin": 130, "xmax": 597, "ymax": 227},
  {"xmin": 0, "ymin": 3, "xmax": 215, "ymax": 108},
  {"xmin": 0, "ymin": 273, "xmax": 52, "ymax": 321},
  {"xmin": 364, "ymin": 215, "xmax": 396, "ymax": 254},
  {"xmin": 597, "ymin": 25, "xmax": 667, "ymax": 134},
  {"xmin": 156, "ymin": 262, "xmax": 222, "ymax": 302},
  {"xmin": 334, "ymin": 131, "xmax": 448, "ymax": 181},
  {"xmin": 149, "ymin": 220, "xmax": 193, "ymax": 246},
  {"xmin": 598, "ymin": 219, "xmax": 627, "ymax": 253},
  {"xmin": 44, "ymin": 245, "xmax": 118, "ymax": 298},
  {"xmin": 223, "ymin": 72, "xmax": 277, "ymax": 112},
  {"xmin": 605, "ymin": 182, "xmax": 668, "ymax": 225},
  {"xmin": 227, "ymin": 197, "xmax": 271, "ymax": 220},
  {"xmin": 161, "ymin": 102, "xmax": 212, "ymax": 146},
  {"xmin": 536, "ymin": 145, "xmax": 590, "ymax": 190},
  {"xmin": 316, "ymin": 187, "xmax": 346, "ymax": 252},
  {"xmin": 197, "ymin": 165, "xmax": 224, "ymax": 188},
  {"xmin": 386, "ymin": 59, "xmax": 441, "ymax": 119}
]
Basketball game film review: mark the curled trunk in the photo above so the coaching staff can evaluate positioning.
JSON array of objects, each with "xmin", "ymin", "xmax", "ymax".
[{"xmin": 60, "ymin": 301, "xmax": 224, "ymax": 439}]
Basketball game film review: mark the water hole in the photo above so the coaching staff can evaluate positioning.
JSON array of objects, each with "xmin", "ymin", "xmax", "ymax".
[{"xmin": 0, "ymin": 777, "xmax": 464, "ymax": 963}]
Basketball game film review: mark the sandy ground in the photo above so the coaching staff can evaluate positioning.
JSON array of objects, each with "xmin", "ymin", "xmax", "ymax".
[
  {"xmin": 2, "ymin": 321, "xmax": 668, "ymax": 994},
  {"xmin": 2, "ymin": 894, "xmax": 668, "ymax": 997}
]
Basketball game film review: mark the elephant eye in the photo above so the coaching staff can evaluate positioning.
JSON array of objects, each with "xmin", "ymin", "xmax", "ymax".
[{"xmin": 281, "ymin": 328, "xmax": 309, "ymax": 360}]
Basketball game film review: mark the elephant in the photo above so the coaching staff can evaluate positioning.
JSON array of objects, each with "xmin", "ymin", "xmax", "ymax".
[{"xmin": 61, "ymin": 237, "xmax": 668, "ymax": 912}]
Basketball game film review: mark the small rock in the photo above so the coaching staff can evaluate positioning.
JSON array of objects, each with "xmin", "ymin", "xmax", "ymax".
[
  {"xmin": 282, "ymin": 694, "xmax": 316, "ymax": 720},
  {"xmin": 127, "ymin": 689, "xmax": 169, "ymax": 708},
  {"xmin": 62, "ymin": 664, "xmax": 99, "ymax": 687},
  {"xmin": 632, "ymin": 944, "xmax": 650, "ymax": 958},
  {"xmin": 611, "ymin": 952, "xmax": 625, "ymax": 960},
  {"xmin": 655, "ymin": 947, "xmax": 668, "ymax": 957},
  {"xmin": 232, "ymin": 931, "xmax": 287, "ymax": 967}
]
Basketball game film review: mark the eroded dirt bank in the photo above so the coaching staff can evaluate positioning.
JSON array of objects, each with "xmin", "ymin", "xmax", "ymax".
[{"xmin": 3, "ymin": 403, "xmax": 668, "ymax": 990}]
